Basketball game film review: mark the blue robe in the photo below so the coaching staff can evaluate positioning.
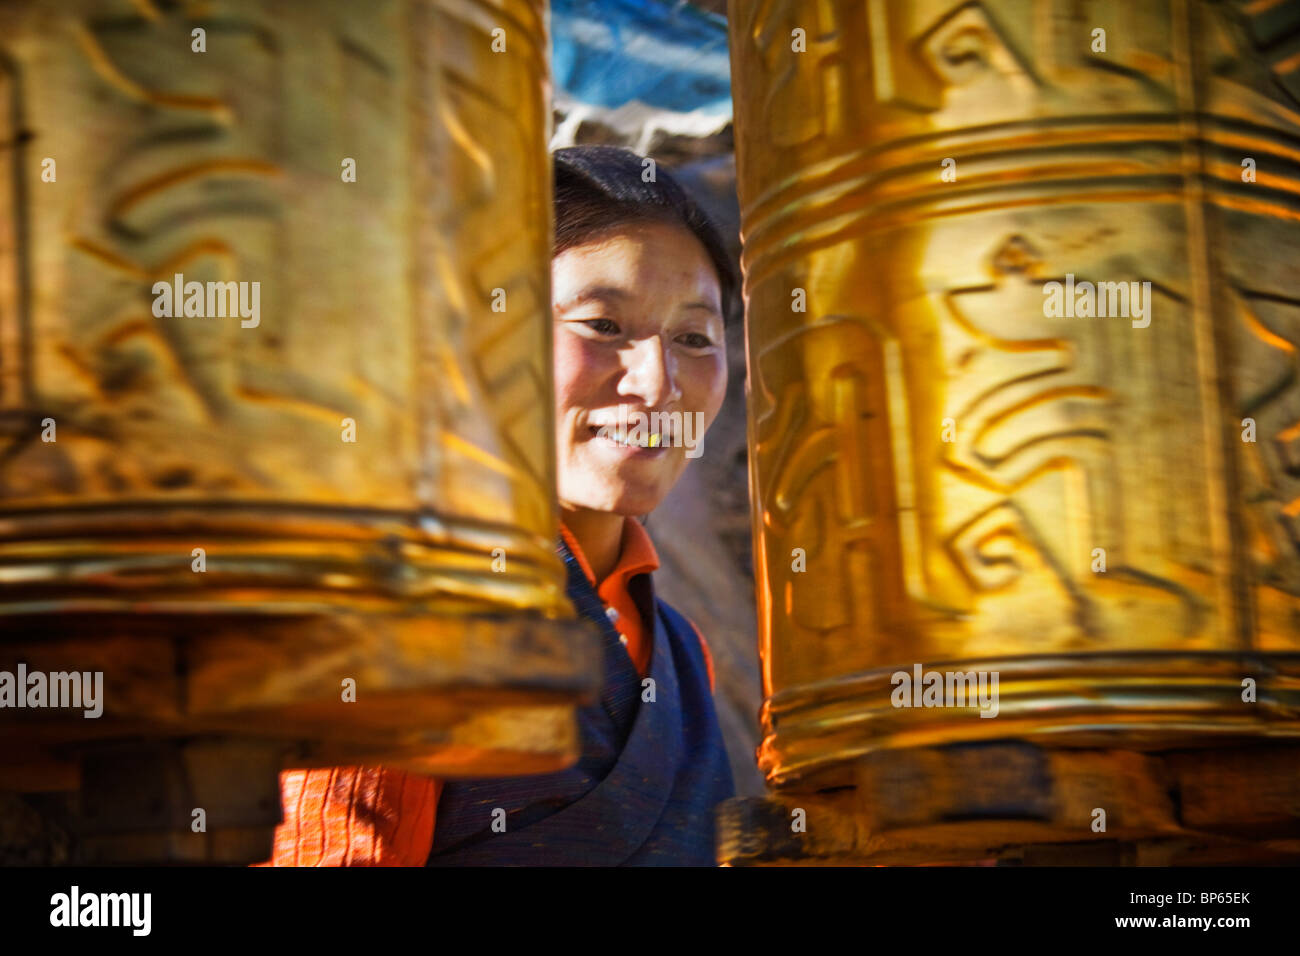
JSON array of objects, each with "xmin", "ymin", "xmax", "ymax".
[{"xmin": 427, "ymin": 533, "xmax": 735, "ymax": 865}]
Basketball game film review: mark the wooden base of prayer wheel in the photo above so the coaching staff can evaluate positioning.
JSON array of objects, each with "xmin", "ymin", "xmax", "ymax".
[{"xmin": 720, "ymin": 742, "xmax": 1300, "ymax": 866}]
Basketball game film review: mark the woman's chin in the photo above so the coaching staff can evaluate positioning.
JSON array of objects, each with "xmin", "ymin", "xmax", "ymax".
[
  {"xmin": 561, "ymin": 483, "xmax": 668, "ymax": 518},
  {"xmin": 560, "ymin": 453, "xmax": 681, "ymax": 515}
]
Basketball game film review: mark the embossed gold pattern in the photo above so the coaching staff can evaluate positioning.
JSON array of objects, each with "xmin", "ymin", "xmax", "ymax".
[
  {"xmin": 725, "ymin": 0, "xmax": 1300, "ymax": 862},
  {"xmin": 0, "ymin": 0, "xmax": 597, "ymax": 861}
]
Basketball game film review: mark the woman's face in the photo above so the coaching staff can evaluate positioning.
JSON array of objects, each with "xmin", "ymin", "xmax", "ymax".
[{"xmin": 553, "ymin": 218, "xmax": 728, "ymax": 517}]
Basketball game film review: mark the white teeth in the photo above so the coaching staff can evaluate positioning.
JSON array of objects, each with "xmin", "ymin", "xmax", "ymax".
[{"xmin": 593, "ymin": 426, "xmax": 661, "ymax": 448}]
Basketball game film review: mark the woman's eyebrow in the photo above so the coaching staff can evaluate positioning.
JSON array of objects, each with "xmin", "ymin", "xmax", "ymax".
[
  {"xmin": 681, "ymin": 300, "xmax": 723, "ymax": 319},
  {"xmin": 555, "ymin": 285, "xmax": 632, "ymax": 311}
]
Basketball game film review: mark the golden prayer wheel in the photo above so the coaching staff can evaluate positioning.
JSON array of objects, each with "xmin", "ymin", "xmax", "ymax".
[
  {"xmin": 0, "ymin": 0, "xmax": 599, "ymax": 863},
  {"xmin": 722, "ymin": 0, "xmax": 1300, "ymax": 864}
]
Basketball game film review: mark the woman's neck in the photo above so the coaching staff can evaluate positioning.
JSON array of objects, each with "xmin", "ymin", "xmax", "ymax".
[{"xmin": 561, "ymin": 506, "xmax": 626, "ymax": 584}]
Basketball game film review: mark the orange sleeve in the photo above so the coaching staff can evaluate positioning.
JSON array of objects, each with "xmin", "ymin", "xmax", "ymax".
[
  {"xmin": 683, "ymin": 614, "xmax": 716, "ymax": 693},
  {"xmin": 252, "ymin": 767, "xmax": 440, "ymax": 867}
]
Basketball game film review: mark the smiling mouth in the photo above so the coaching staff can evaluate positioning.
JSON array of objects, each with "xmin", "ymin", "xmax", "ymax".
[{"xmin": 587, "ymin": 425, "xmax": 668, "ymax": 450}]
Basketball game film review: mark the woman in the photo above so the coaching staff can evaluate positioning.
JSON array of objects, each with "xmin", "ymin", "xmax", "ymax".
[{"xmin": 259, "ymin": 145, "xmax": 737, "ymax": 866}]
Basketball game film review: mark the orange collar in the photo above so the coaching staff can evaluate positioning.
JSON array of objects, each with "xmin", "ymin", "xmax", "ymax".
[
  {"xmin": 559, "ymin": 517, "xmax": 659, "ymax": 679},
  {"xmin": 558, "ymin": 517, "xmax": 659, "ymax": 590}
]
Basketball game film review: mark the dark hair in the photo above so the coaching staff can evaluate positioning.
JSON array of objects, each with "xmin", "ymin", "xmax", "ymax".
[{"xmin": 552, "ymin": 145, "xmax": 737, "ymax": 323}]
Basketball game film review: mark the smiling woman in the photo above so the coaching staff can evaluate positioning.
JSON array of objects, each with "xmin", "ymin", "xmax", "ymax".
[
  {"xmin": 259, "ymin": 146, "xmax": 739, "ymax": 867},
  {"xmin": 548, "ymin": 145, "xmax": 733, "ymax": 593},
  {"xmin": 554, "ymin": 223, "xmax": 726, "ymax": 515}
]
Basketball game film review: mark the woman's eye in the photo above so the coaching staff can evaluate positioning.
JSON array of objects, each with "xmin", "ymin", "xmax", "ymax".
[
  {"xmin": 582, "ymin": 318, "xmax": 620, "ymax": 335},
  {"xmin": 678, "ymin": 332, "xmax": 714, "ymax": 349}
]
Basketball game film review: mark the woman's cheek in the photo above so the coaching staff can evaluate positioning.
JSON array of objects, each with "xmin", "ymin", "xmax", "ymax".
[
  {"xmin": 551, "ymin": 326, "xmax": 581, "ymax": 383},
  {"xmin": 552, "ymin": 331, "xmax": 596, "ymax": 418},
  {"xmin": 691, "ymin": 352, "xmax": 728, "ymax": 426}
]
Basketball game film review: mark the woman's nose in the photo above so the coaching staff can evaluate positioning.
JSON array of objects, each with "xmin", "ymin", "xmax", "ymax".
[{"xmin": 618, "ymin": 335, "xmax": 682, "ymax": 408}]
